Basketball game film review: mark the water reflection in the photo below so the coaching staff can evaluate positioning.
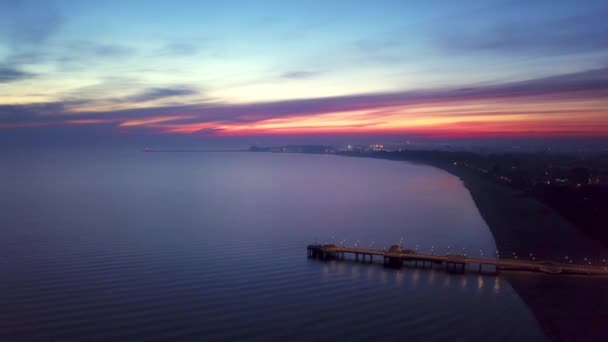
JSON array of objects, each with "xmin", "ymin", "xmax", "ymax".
[
  {"xmin": 443, "ymin": 274, "xmax": 451, "ymax": 288},
  {"xmin": 494, "ymin": 277, "xmax": 502, "ymax": 294},
  {"xmin": 314, "ymin": 258, "xmax": 506, "ymax": 295}
]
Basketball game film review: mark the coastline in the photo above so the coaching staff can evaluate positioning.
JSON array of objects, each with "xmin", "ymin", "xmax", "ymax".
[
  {"xmin": 335, "ymin": 151, "xmax": 608, "ymax": 342},
  {"xmin": 336, "ymin": 151, "xmax": 607, "ymax": 260}
]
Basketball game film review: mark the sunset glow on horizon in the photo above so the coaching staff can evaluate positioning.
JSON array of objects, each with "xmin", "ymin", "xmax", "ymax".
[{"xmin": 1, "ymin": 0, "xmax": 608, "ymax": 142}]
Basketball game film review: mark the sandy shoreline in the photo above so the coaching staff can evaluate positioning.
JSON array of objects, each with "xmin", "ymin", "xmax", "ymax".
[
  {"xmin": 337, "ymin": 152, "xmax": 608, "ymax": 342},
  {"xmin": 438, "ymin": 159, "xmax": 608, "ymax": 342}
]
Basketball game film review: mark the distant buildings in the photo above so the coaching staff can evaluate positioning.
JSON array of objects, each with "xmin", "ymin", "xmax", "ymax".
[
  {"xmin": 370, "ymin": 144, "xmax": 384, "ymax": 152},
  {"xmin": 267, "ymin": 145, "xmax": 334, "ymax": 154},
  {"xmin": 590, "ymin": 173, "xmax": 608, "ymax": 185}
]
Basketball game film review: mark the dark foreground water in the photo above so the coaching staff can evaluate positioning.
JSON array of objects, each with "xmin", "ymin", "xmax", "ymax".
[{"xmin": 0, "ymin": 150, "xmax": 545, "ymax": 341}]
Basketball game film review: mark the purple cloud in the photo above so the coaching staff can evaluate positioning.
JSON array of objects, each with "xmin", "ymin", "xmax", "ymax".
[{"xmin": 2, "ymin": 66, "xmax": 607, "ymax": 129}]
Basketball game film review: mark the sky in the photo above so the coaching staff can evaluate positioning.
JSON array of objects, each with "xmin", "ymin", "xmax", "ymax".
[{"xmin": 1, "ymin": 0, "xmax": 608, "ymax": 146}]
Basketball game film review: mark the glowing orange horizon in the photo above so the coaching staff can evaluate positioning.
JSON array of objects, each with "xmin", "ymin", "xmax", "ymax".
[
  {"xmin": 4, "ymin": 90, "xmax": 608, "ymax": 139},
  {"xmin": 150, "ymin": 98, "xmax": 608, "ymax": 138}
]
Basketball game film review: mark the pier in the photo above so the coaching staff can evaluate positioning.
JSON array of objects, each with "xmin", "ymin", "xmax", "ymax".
[{"xmin": 307, "ymin": 244, "xmax": 608, "ymax": 276}]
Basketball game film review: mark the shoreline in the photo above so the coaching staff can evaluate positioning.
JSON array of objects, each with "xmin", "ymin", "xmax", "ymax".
[
  {"xmin": 335, "ymin": 151, "xmax": 607, "ymax": 260},
  {"xmin": 334, "ymin": 151, "xmax": 608, "ymax": 342}
]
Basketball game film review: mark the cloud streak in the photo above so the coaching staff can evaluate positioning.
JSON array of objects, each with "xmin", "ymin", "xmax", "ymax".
[
  {"xmin": 1, "ymin": 67, "xmax": 608, "ymax": 137},
  {"xmin": 280, "ymin": 71, "xmax": 320, "ymax": 79},
  {"xmin": 0, "ymin": 0, "xmax": 63, "ymax": 47},
  {"xmin": 436, "ymin": 4, "xmax": 608, "ymax": 56},
  {"xmin": 123, "ymin": 87, "xmax": 199, "ymax": 103},
  {"xmin": 0, "ymin": 66, "xmax": 34, "ymax": 82},
  {"xmin": 157, "ymin": 42, "xmax": 201, "ymax": 56}
]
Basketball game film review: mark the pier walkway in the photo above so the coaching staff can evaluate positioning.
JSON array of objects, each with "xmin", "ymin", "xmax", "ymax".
[{"xmin": 307, "ymin": 244, "xmax": 608, "ymax": 276}]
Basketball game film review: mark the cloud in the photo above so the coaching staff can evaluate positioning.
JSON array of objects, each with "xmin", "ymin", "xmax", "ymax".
[
  {"xmin": 2, "ymin": 66, "xmax": 607, "ymax": 133},
  {"xmin": 94, "ymin": 44, "xmax": 134, "ymax": 57},
  {"xmin": 437, "ymin": 10, "xmax": 608, "ymax": 56},
  {"xmin": 124, "ymin": 87, "xmax": 199, "ymax": 103},
  {"xmin": 4, "ymin": 51, "xmax": 50, "ymax": 66},
  {"xmin": 39, "ymin": 41, "xmax": 136, "ymax": 72},
  {"xmin": 58, "ymin": 82, "xmax": 200, "ymax": 107},
  {"xmin": 0, "ymin": 66, "xmax": 34, "ymax": 82},
  {"xmin": 158, "ymin": 42, "xmax": 200, "ymax": 56},
  {"xmin": 0, "ymin": 1, "xmax": 63, "ymax": 75},
  {"xmin": 280, "ymin": 71, "xmax": 320, "ymax": 79},
  {"xmin": 0, "ymin": 103, "xmax": 66, "ymax": 127},
  {"xmin": 0, "ymin": 0, "xmax": 63, "ymax": 47},
  {"xmin": 64, "ymin": 41, "xmax": 135, "ymax": 58}
]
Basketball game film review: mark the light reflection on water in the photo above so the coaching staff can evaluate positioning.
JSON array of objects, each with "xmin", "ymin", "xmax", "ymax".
[{"xmin": 316, "ymin": 259, "xmax": 503, "ymax": 295}]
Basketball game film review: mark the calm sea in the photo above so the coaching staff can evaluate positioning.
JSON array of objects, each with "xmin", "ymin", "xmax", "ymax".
[{"xmin": 0, "ymin": 150, "xmax": 545, "ymax": 341}]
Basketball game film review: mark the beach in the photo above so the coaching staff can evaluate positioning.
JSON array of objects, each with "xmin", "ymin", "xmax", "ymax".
[
  {"xmin": 447, "ymin": 160, "xmax": 608, "ymax": 342},
  {"xmin": 341, "ymin": 151, "xmax": 608, "ymax": 341}
]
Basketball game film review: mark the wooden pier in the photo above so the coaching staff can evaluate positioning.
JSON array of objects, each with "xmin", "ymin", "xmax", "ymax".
[{"xmin": 307, "ymin": 244, "xmax": 608, "ymax": 276}]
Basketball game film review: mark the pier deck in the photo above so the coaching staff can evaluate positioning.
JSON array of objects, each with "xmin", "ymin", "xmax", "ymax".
[{"xmin": 307, "ymin": 244, "xmax": 608, "ymax": 276}]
